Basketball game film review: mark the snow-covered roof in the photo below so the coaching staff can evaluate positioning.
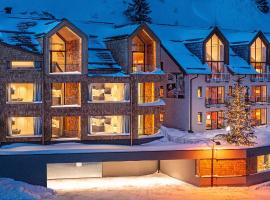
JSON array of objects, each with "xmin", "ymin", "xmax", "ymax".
[
  {"xmin": 162, "ymin": 41, "xmax": 211, "ymax": 74},
  {"xmin": 227, "ymin": 48, "xmax": 257, "ymax": 75},
  {"xmin": 1, "ymin": 0, "xmax": 270, "ymax": 75}
]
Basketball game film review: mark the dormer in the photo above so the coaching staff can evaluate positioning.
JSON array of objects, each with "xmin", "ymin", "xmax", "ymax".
[
  {"xmin": 130, "ymin": 25, "xmax": 160, "ymax": 73},
  {"xmin": 44, "ymin": 20, "xmax": 88, "ymax": 75},
  {"xmin": 105, "ymin": 24, "xmax": 161, "ymax": 74},
  {"xmin": 203, "ymin": 28, "xmax": 229, "ymax": 81},
  {"xmin": 250, "ymin": 33, "xmax": 268, "ymax": 74}
]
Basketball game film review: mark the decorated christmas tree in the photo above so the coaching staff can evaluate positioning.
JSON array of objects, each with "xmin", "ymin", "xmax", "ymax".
[
  {"xmin": 124, "ymin": 0, "xmax": 152, "ymax": 23},
  {"xmin": 218, "ymin": 80, "xmax": 256, "ymax": 146}
]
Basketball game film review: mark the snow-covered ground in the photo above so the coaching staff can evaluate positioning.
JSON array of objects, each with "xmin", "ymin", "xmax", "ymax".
[
  {"xmin": 1, "ymin": 126, "xmax": 270, "ymax": 155},
  {"xmin": 49, "ymin": 173, "xmax": 270, "ymax": 200},
  {"xmin": 0, "ymin": 178, "xmax": 56, "ymax": 200},
  {"xmin": 1, "ymin": 173, "xmax": 270, "ymax": 200}
]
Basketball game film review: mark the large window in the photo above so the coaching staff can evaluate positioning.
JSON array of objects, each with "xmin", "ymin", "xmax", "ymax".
[
  {"xmin": 7, "ymin": 83, "xmax": 42, "ymax": 103},
  {"xmin": 138, "ymin": 114, "xmax": 155, "ymax": 136},
  {"xmin": 251, "ymin": 108, "xmax": 267, "ymax": 126},
  {"xmin": 205, "ymin": 34, "xmax": 227, "ymax": 81},
  {"xmin": 138, "ymin": 82, "xmax": 155, "ymax": 104},
  {"xmin": 250, "ymin": 85, "xmax": 267, "ymax": 102},
  {"xmin": 251, "ymin": 37, "xmax": 267, "ymax": 73},
  {"xmin": 205, "ymin": 86, "xmax": 225, "ymax": 105},
  {"xmin": 206, "ymin": 111, "xmax": 224, "ymax": 130},
  {"xmin": 8, "ymin": 117, "xmax": 42, "ymax": 136},
  {"xmin": 52, "ymin": 116, "xmax": 80, "ymax": 138},
  {"xmin": 52, "ymin": 83, "xmax": 81, "ymax": 106},
  {"xmin": 131, "ymin": 29, "xmax": 156, "ymax": 72},
  {"xmin": 50, "ymin": 27, "xmax": 82, "ymax": 73},
  {"xmin": 89, "ymin": 83, "xmax": 130, "ymax": 102},
  {"xmin": 257, "ymin": 154, "xmax": 270, "ymax": 172},
  {"xmin": 88, "ymin": 116, "xmax": 130, "ymax": 135}
]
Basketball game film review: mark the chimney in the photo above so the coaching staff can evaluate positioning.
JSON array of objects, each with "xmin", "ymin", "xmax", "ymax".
[{"xmin": 4, "ymin": 7, "xmax": 12, "ymax": 14}]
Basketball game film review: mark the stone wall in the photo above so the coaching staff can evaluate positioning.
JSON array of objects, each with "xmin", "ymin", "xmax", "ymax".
[{"xmin": 196, "ymin": 159, "xmax": 247, "ymax": 177}]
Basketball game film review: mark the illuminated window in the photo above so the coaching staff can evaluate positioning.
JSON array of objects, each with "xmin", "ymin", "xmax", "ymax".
[
  {"xmin": 7, "ymin": 83, "xmax": 42, "ymax": 103},
  {"xmin": 197, "ymin": 87, "xmax": 202, "ymax": 98},
  {"xmin": 88, "ymin": 116, "xmax": 130, "ymax": 135},
  {"xmin": 205, "ymin": 34, "xmax": 225, "ymax": 74},
  {"xmin": 251, "ymin": 85, "xmax": 267, "ymax": 102},
  {"xmin": 50, "ymin": 27, "xmax": 82, "ymax": 73},
  {"xmin": 197, "ymin": 112, "xmax": 202, "ymax": 124},
  {"xmin": 138, "ymin": 82, "xmax": 155, "ymax": 104},
  {"xmin": 52, "ymin": 116, "xmax": 80, "ymax": 138},
  {"xmin": 52, "ymin": 83, "xmax": 81, "ymax": 106},
  {"xmin": 131, "ymin": 30, "xmax": 156, "ymax": 72},
  {"xmin": 11, "ymin": 61, "xmax": 35, "ymax": 69},
  {"xmin": 206, "ymin": 111, "xmax": 224, "ymax": 130},
  {"xmin": 250, "ymin": 37, "xmax": 266, "ymax": 74},
  {"xmin": 206, "ymin": 86, "xmax": 225, "ymax": 105},
  {"xmin": 160, "ymin": 113, "xmax": 164, "ymax": 122},
  {"xmin": 8, "ymin": 117, "xmax": 42, "ymax": 136},
  {"xmin": 138, "ymin": 114, "xmax": 155, "ymax": 136},
  {"xmin": 251, "ymin": 108, "xmax": 267, "ymax": 126},
  {"xmin": 89, "ymin": 83, "xmax": 130, "ymax": 102},
  {"xmin": 257, "ymin": 154, "xmax": 270, "ymax": 172},
  {"xmin": 160, "ymin": 86, "xmax": 164, "ymax": 98}
]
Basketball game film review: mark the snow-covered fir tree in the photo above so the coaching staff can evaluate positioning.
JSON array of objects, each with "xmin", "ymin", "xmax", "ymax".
[
  {"xmin": 124, "ymin": 0, "xmax": 152, "ymax": 23},
  {"xmin": 256, "ymin": 0, "xmax": 269, "ymax": 13},
  {"xmin": 221, "ymin": 80, "xmax": 256, "ymax": 146}
]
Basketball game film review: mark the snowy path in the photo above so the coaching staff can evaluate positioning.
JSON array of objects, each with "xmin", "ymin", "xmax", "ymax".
[{"xmin": 50, "ymin": 173, "xmax": 270, "ymax": 200}]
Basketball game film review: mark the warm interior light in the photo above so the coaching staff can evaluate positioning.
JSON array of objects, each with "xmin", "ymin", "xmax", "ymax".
[
  {"xmin": 207, "ymin": 114, "xmax": 211, "ymax": 120},
  {"xmin": 76, "ymin": 162, "xmax": 82, "ymax": 167},
  {"xmin": 226, "ymin": 126, "xmax": 230, "ymax": 131}
]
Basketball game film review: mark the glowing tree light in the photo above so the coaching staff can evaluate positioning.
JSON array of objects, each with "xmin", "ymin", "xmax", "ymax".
[{"xmin": 218, "ymin": 80, "xmax": 256, "ymax": 146}]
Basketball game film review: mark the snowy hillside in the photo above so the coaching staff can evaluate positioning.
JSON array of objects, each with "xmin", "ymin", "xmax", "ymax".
[{"xmin": 0, "ymin": 0, "xmax": 270, "ymax": 31}]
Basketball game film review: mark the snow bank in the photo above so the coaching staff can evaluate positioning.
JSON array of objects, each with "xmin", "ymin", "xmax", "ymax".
[{"xmin": 0, "ymin": 178, "xmax": 56, "ymax": 200}]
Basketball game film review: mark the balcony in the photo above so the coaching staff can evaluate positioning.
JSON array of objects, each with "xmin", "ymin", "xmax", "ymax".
[
  {"xmin": 205, "ymin": 98, "xmax": 225, "ymax": 107},
  {"xmin": 206, "ymin": 73, "xmax": 230, "ymax": 82},
  {"xmin": 132, "ymin": 64, "xmax": 155, "ymax": 73},
  {"xmin": 50, "ymin": 63, "xmax": 81, "ymax": 74},
  {"xmin": 250, "ymin": 73, "xmax": 270, "ymax": 82},
  {"xmin": 249, "ymin": 96, "xmax": 270, "ymax": 104}
]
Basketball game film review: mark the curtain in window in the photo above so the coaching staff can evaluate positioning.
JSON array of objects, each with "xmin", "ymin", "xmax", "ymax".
[
  {"xmin": 123, "ymin": 116, "xmax": 130, "ymax": 134},
  {"xmin": 124, "ymin": 84, "xmax": 130, "ymax": 101},
  {"xmin": 7, "ymin": 84, "xmax": 12, "ymax": 102},
  {"xmin": 88, "ymin": 85, "xmax": 92, "ymax": 101},
  {"xmin": 34, "ymin": 117, "xmax": 42, "ymax": 135},
  {"xmin": 8, "ymin": 117, "xmax": 12, "ymax": 136},
  {"xmin": 34, "ymin": 83, "xmax": 42, "ymax": 102}
]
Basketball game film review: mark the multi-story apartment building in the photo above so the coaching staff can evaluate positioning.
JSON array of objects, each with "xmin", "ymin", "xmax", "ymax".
[
  {"xmin": 1, "ymin": 13, "xmax": 270, "ymax": 145},
  {"xmin": 149, "ymin": 25, "xmax": 270, "ymax": 133},
  {"xmin": 0, "ymin": 18, "xmax": 165, "ymax": 144}
]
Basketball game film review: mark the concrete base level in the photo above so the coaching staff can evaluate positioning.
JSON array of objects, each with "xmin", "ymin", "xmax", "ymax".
[
  {"xmin": 1, "ymin": 148, "xmax": 270, "ymax": 187},
  {"xmin": 47, "ymin": 161, "xmax": 158, "ymax": 180}
]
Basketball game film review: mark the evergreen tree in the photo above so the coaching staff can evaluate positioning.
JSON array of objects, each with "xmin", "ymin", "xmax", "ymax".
[
  {"xmin": 256, "ymin": 0, "xmax": 269, "ymax": 13},
  {"xmin": 218, "ymin": 80, "xmax": 256, "ymax": 146},
  {"xmin": 124, "ymin": 0, "xmax": 152, "ymax": 23}
]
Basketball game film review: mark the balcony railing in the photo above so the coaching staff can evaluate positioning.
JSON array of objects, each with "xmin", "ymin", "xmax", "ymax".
[
  {"xmin": 51, "ymin": 63, "xmax": 81, "ymax": 73},
  {"xmin": 132, "ymin": 64, "xmax": 154, "ymax": 73},
  {"xmin": 138, "ymin": 95, "xmax": 156, "ymax": 104},
  {"xmin": 205, "ymin": 98, "xmax": 225, "ymax": 106},
  {"xmin": 249, "ymin": 96, "xmax": 270, "ymax": 104},
  {"xmin": 250, "ymin": 73, "xmax": 270, "ymax": 82},
  {"xmin": 52, "ymin": 96, "xmax": 80, "ymax": 106},
  {"xmin": 206, "ymin": 73, "xmax": 230, "ymax": 82}
]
